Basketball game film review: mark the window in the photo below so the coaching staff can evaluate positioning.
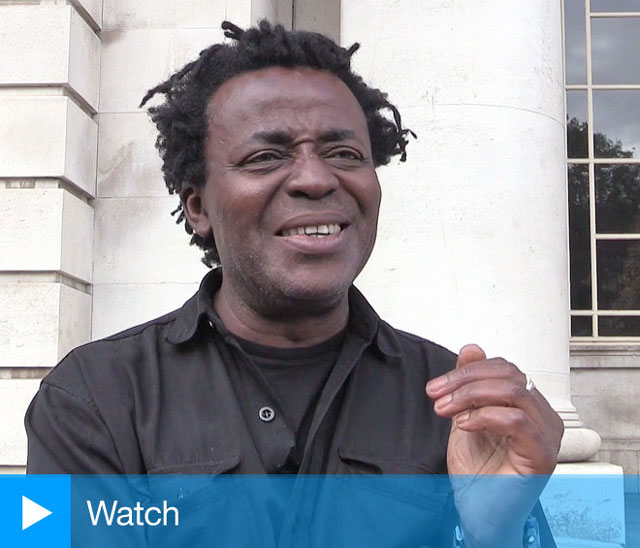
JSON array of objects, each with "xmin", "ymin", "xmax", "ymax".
[{"xmin": 565, "ymin": 0, "xmax": 640, "ymax": 339}]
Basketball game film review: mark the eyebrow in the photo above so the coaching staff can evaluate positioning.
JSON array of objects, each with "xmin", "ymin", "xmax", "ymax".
[{"xmin": 250, "ymin": 128, "xmax": 356, "ymax": 145}]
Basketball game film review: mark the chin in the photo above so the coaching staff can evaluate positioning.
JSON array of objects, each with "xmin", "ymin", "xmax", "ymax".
[
  {"xmin": 284, "ymin": 276, "xmax": 348, "ymax": 301},
  {"xmin": 231, "ymin": 258, "xmax": 358, "ymax": 316},
  {"xmin": 271, "ymin": 276, "xmax": 351, "ymax": 313}
]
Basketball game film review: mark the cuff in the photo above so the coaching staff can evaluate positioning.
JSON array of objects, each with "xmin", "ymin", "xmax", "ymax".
[{"xmin": 453, "ymin": 515, "xmax": 541, "ymax": 548}]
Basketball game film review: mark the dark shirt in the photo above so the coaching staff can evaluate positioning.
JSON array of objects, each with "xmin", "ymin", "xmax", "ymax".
[
  {"xmin": 25, "ymin": 268, "xmax": 455, "ymax": 475},
  {"xmin": 24, "ymin": 269, "xmax": 556, "ymax": 547},
  {"xmin": 235, "ymin": 331, "xmax": 344, "ymax": 473}
]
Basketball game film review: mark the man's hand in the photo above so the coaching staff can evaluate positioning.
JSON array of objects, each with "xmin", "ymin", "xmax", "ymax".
[
  {"xmin": 426, "ymin": 344, "xmax": 563, "ymax": 476},
  {"xmin": 426, "ymin": 344, "xmax": 564, "ymax": 546}
]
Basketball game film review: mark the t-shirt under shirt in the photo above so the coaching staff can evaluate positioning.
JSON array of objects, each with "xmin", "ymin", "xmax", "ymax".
[
  {"xmin": 234, "ymin": 330, "xmax": 346, "ymax": 539},
  {"xmin": 235, "ymin": 329, "xmax": 345, "ymax": 473}
]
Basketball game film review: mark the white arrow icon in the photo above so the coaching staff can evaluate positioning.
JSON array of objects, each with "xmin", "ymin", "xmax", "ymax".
[{"xmin": 22, "ymin": 496, "xmax": 52, "ymax": 530}]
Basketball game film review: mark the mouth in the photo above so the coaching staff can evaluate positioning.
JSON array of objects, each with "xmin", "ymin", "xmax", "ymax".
[
  {"xmin": 279, "ymin": 223, "xmax": 346, "ymax": 238},
  {"xmin": 275, "ymin": 219, "xmax": 350, "ymax": 256}
]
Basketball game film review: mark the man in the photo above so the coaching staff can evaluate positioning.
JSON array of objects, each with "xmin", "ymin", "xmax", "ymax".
[{"xmin": 26, "ymin": 20, "xmax": 563, "ymax": 547}]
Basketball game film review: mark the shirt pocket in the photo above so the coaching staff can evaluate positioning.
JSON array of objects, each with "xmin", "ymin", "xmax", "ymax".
[
  {"xmin": 137, "ymin": 456, "xmax": 272, "ymax": 548},
  {"xmin": 143, "ymin": 455, "xmax": 241, "ymax": 505},
  {"xmin": 312, "ymin": 449, "xmax": 452, "ymax": 548}
]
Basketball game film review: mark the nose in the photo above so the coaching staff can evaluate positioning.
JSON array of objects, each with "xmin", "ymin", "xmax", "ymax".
[{"xmin": 285, "ymin": 154, "xmax": 339, "ymax": 199}]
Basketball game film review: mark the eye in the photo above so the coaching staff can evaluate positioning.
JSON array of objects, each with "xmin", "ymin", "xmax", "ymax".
[
  {"xmin": 245, "ymin": 150, "xmax": 286, "ymax": 163},
  {"xmin": 239, "ymin": 150, "xmax": 290, "ymax": 173},
  {"xmin": 326, "ymin": 147, "xmax": 363, "ymax": 161}
]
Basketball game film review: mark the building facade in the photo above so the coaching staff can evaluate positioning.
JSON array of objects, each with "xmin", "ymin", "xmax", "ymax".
[{"xmin": 0, "ymin": 0, "xmax": 638, "ymax": 499}]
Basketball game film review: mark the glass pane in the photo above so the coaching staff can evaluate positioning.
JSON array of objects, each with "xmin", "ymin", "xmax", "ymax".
[
  {"xmin": 564, "ymin": 0, "xmax": 587, "ymax": 84},
  {"xmin": 599, "ymin": 316, "xmax": 640, "ymax": 336},
  {"xmin": 597, "ymin": 240, "xmax": 640, "ymax": 308},
  {"xmin": 567, "ymin": 91, "xmax": 589, "ymax": 158},
  {"xmin": 594, "ymin": 91, "xmax": 640, "ymax": 158},
  {"xmin": 592, "ymin": 18, "xmax": 640, "ymax": 84},
  {"xmin": 591, "ymin": 0, "xmax": 640, "ymax": 11},
  {"xmin": 571, "ymin": 315, "xmax": 592, "ymax": 336},
  {"xmin": 595, "ymin": 164, "xmax": 640, "ymax": 232},
  {"xmin": 568, "ymin": 164, "xmax": 592, "ymax": 308}
]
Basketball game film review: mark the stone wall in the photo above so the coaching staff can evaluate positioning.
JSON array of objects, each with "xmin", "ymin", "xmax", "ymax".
[
  {"xmin": 0, "ymin": 0, "xmax": 293, "ymax": 472},
  {"xmin": 1, "ymin": 1, "xmax": 638, "ymax": 490},
  {"xmin": 0, "ymin": 0, "xmax": 100, "ymax": 472},
  {"xmin": 571, "ymin": 347, "xmax": 640, "ymax": 493}
]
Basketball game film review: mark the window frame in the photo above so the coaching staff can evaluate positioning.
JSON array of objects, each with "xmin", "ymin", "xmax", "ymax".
[{"xmin": 564, "ymin": 0, "xmax": 640, "ymax": 341}]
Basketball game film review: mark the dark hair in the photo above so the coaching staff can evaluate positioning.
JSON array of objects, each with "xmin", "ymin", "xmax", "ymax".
[{"xmin": 141, "ymin": 20, "xmax": 414, "ymax": 267}]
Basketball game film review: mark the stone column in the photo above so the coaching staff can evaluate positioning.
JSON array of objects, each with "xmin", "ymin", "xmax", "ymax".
[
  {"xmin": 343, "ymin": 0, "xmax": 599, "ymax": 462},
  {"xmin": 0, "ymin": 0, "xmax": 100, "ymax": 470}
]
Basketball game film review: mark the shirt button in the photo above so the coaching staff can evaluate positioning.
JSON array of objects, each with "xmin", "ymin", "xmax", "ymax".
[{"xmin": 258, "ymin": 406, "xmax": 275, "ymax": 422}]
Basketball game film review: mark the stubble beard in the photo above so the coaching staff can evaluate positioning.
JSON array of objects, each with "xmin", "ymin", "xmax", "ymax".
[{"xmin": 226, "ymin": 256, "xmax": 350, "ymax": 321}]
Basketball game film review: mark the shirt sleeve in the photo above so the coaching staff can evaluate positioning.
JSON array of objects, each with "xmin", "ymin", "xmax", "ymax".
[
  {"xmin": 436, "ymin": 493, "xmax": 557, "ymax": 548},
  {"xmin": 25, "ymin": 380, "xmax": 124, "ymax": 474}
]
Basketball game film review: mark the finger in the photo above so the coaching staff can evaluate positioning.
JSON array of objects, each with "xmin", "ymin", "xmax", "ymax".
[
  {"xmin": 433, "ymin": 378, "xmax": 546, "ymax": 429},
  {"xmin": 529, "ymin": 389, "xmax": 565, "ymax": 453},
  {"xmin": 427, "ymin": 358, "xmax": 520, "ymax": 398},
  {"xmin": 504, "ymin": 378, "xmax": 565, "ymax": 451},
  {"xmin": 433, "ymin": 373, "xmax": 562, "ymax": 441},
  {"xmin": 456, "ymin": 343, "xmax": 487, "ymax": 368},
  {"xmin": 453, "ymin": 406, "xmax": 558, "ymax": 474}
]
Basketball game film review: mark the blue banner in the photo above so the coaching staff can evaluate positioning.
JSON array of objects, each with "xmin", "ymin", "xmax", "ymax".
[{"xmin": 0, "ymin": 474, "xmax": 636, "ymax": 547}]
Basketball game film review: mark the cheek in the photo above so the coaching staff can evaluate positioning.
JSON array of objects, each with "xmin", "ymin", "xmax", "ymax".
[
  {"xmin": 361, "ymin": 178, "xmax": 382, "ymax": 249},
  {"xmin": 358, "ymin": 174, "xmax": 382, "ymax": 223},
  {"xmin": 372, "ymin": 181, "xmax": 382, "ymax": 214},
  {"xmin": 213, "ymin": 185, "xmax": 274, "ymax": 244}
]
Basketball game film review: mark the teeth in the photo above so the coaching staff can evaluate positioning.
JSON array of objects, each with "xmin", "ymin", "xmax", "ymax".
[{"xmin": 282, "ymin": 223, "xmax": 342, "ymax": 237}]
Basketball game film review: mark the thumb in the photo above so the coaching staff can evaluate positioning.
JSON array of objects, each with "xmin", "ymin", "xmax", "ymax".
[{"xmin": 456, "ymin": 343, "xmax": 487, "ymax": 368}]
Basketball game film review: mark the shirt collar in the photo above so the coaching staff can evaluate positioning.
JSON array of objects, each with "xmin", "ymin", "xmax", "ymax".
[
  {"xmin": 165, "ymin": 268, "xmax": 401, "ymax": 359},
  {"xmin": 164, "ymin": 269, "xmax": 222, "ymax": 345},
  {"xmin": 347, "ymin": 285, "xmax": 401, "ymax": 359}
]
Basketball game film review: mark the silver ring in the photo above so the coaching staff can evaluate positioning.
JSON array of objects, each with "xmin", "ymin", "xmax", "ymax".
[{"xmin": 525, "ymin": 374, "xmax": 536, "ymax": 392}]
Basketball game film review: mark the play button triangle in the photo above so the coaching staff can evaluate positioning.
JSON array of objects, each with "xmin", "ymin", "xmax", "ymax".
[{"xmin": 22, "ymin": 496, "xmax": 52, "ymax": 530}]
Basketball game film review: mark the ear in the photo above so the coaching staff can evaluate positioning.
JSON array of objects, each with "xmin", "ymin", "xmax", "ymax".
[{"xmin": 179, "ymin": 185, "xmax": 213, "ymax": 238}]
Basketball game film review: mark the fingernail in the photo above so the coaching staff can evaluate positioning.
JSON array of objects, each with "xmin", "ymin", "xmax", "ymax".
[
  {"xmin": 427, "ymin": 376, "xmax": 447, "ymax": 393},
  {"xmin": 456, "ymin": 411, "xmax": 470, "ymax": 425},
  {"xmin": 435, "ymin": 393, "xmax": 452, "ymax": 410}
]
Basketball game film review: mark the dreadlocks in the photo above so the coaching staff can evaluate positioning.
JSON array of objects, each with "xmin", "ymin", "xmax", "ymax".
[{"xmin": 141, "ymin": 20, "xmax": 414, "ymax": 267}]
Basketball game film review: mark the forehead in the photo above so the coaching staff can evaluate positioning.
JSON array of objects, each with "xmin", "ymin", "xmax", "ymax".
[{"xmin": 206, "ymin": 66, "xmax": 369, "ymax": 140}]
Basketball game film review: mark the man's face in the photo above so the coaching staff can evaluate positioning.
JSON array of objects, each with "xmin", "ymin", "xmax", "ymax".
[{"xmin": 196, "ymin": 66, "xmax": 381, "ymax": 314}]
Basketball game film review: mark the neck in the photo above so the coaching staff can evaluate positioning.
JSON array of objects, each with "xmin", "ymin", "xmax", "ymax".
[{"xmin": 213, "ymin": 279, "xmax": 349, "ymax": 348}]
